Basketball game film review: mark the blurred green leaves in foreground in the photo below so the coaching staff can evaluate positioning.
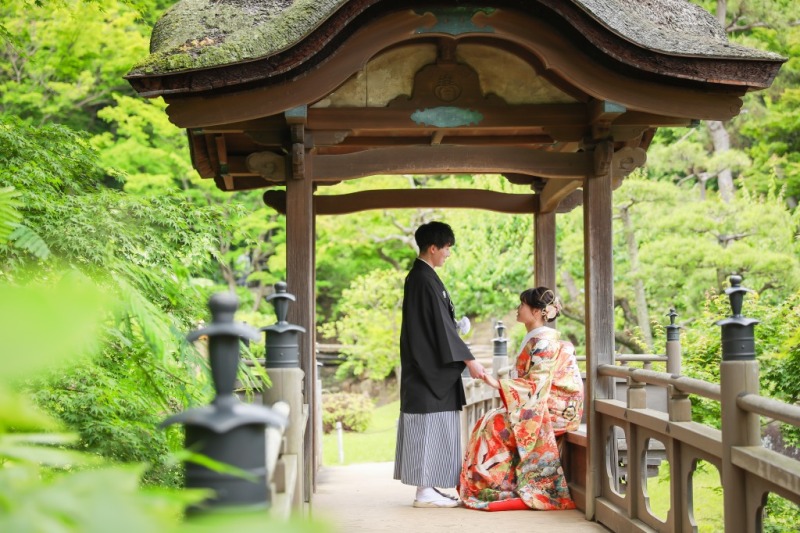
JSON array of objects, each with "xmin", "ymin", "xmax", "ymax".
[{"xmin": 0, "ymin": 280, "xmax": 326, "ymax": 532}]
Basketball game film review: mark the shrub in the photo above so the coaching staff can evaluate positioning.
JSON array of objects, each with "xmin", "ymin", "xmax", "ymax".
[{"xmin": 322, "ymin": 393, "xmax": 373, "ymax": 434}]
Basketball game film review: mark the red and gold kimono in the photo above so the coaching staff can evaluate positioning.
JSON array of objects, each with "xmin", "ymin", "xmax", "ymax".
[{"xmin": 459, "ymin": 326, "xmax": 584, "ymax": 511}]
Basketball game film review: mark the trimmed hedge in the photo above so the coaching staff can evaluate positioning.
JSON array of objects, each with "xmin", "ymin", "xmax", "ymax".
[{"xmin": 322, "ymin": 392, "xmax": 374, "ymax": 433}]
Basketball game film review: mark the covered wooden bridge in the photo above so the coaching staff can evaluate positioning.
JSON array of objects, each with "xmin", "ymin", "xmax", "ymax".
[{"xmin": 126, "ymin": 1, "xmax": 797, "ymax": 530}]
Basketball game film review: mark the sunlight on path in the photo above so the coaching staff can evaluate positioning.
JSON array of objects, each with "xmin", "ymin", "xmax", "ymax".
[{"xmin": 312, "ymin": 462, "xmax": 609, "ymax": 533}]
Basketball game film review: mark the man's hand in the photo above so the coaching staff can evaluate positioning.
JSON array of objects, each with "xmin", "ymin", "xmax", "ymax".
[
  {"xmin": 464, "ymin": 359, "xmax": 486, "ymax": 379},
  {"xmin": 482, "ymin": 373, "xmax": 500, "ymax": 390}
]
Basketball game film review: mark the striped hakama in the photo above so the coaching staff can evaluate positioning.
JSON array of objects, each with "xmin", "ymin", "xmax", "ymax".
[{"xmin": 393, "ymin": 410, "xmax": 462, "ymax": 487}]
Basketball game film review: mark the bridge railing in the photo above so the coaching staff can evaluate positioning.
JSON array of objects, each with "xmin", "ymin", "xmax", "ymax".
[
  {"xmin": 260, "ymin": 369, "xmax": 308, "ymax": 518},
  {"xmin": 591, "ymin": 277, "xmax": 800, "ymax": 532}
]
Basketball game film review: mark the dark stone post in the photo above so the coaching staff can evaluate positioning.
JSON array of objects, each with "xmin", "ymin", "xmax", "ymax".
[
  {"xmin": 665, "ymin": 308, "xmax": 682, "ymax": 376},
  {"xmin": 261, "ymin": 281, "xmax": 306, "ymax": 369},
  {"xmin": 162, "ymin": 292, "xmax": 287, "ymax": 513},
  {"xmin": 492, "ymin": 320, "xmax": 508, "ymax": 378},
  {"xmin": 717, "ymin": 275, "xmax": 761, "ymax": 532},
  {"xmin": 717, "ymin": 275, "xmax": 759, "ymax": 361}
]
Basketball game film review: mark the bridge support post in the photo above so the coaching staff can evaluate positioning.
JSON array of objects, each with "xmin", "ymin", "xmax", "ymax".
[
  {"xmin": 717, "ymin": 275, "xmax": 760, "ymax": 533},
  {"xmin": 162, "ymin": 293, "xmax": 286, "ymax": 513},
  {"xmin": 261, "ymin": 282, "xmax": 307, "ymax": 512},
  {"xmin": 665, "ymin": 308, "xmax": 682, "ymax": 376}
]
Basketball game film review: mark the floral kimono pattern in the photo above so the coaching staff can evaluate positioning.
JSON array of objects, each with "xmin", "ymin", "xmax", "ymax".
[{"xmin": 459, "ymin": 326, "xmax": 584, "ymax": 511}]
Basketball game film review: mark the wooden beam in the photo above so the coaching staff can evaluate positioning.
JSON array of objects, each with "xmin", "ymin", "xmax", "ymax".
[
  {"xmin": 306, "ymin": 104, "xmax": 588, "ymax": 131},
  {"xmin": 313, "ymin": 188, "xmax": 538, "ymax": 215},
  {"xmin": 310, "ymin": 146, "xmax": 592, "ymax": 181},
  {"xmin": 589, "ymin": 100, "xmax": 625, "ymax": 140},
  {"xmin": 317, "ymin": 135, "xmax": 556, "ymax": 151},
  {"xmin": 539, "ymin": 178, "xmax": 583, "ymax": 214},
  {"xmin": 614, "ymin": 112, "xmax": 694, "ymax": 127},
  {"xmin": 476, "ymin": 11, "xmax": 747, "ymax": 120},
  {"xmin": 590, "ymin": 100, "xmax": 626, "ymax": 123}
]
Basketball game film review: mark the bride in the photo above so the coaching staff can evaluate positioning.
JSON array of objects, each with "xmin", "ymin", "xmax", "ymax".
[{"xmin": 459, "ymin": 287, "xmax": 584, "ymax": 511}]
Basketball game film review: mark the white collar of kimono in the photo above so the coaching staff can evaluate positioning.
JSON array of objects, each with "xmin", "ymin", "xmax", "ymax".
[
  {"xmin": 521, "ymin": 325, "xmax": 555, "ymax": 347},
  {"xmin": 416, "ymin": 257, "xmax": 435, "ymax": 270}
]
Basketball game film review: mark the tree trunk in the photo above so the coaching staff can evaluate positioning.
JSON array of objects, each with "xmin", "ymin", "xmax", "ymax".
[
  {"xmin": 717, "ymin": 0, "xmax": 727, "ymax": 26},
  {"xmin": 619, "ymin": 204, "xmax": 653, "ymax": 350},
  {"xmin": 706, "ymin": 120, "xmax": 735, "ymax": 203},
  {"xmin": 707, "ymin": 1, "xmax": 737, "ymax": 203}
]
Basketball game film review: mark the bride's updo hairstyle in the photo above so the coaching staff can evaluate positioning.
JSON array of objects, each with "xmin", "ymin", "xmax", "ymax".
[{"xmin": 520, "ymin": 287, "xmax": 562, "ymax": 323}]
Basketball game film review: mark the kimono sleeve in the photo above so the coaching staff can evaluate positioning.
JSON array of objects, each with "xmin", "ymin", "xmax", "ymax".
[{"xmin": 497, "ymin": 336, "xmax": 560, "ymax": 427}]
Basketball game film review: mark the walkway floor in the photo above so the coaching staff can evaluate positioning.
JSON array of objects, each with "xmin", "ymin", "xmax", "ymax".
[{"xmin": 312, "ymin": 462, "xmax": 610, "ymax": 533}]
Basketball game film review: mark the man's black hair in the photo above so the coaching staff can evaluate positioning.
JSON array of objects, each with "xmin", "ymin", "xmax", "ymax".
[{"xmin": 415, "ymin": 221, "xmax": 455, "ymax": 251}]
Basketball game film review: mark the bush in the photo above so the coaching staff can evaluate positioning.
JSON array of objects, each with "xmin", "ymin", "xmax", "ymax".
[{"xmin": 322, "ymin": 393, "xmax": 374, "ymax": 434}]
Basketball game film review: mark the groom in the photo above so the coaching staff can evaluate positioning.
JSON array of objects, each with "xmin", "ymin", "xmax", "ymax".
[{"xmin": 393, "ymin": 220, "xmax": 486, "ymax": 508}]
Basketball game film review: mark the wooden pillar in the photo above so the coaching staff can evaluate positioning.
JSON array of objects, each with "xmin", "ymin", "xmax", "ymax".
[
  {"xmin": 286, "ymin": 176, "xmax": 315, "ymax": 504},
  {"xmin": 285, "ymin": 106, "xmax": 316, "ymax": 504},
  {"xmin": 534, "ymin": 211, "xmax": 556, "ymax": 290},
  {"xmin": 582, "ymin": 140, "xmax": 615, "ymax": 520}
]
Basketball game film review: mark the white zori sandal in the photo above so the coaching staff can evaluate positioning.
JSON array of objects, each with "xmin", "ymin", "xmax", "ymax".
[{"xmin": 412, "ymin": 487, "xmax": 460, "ymax": 508}]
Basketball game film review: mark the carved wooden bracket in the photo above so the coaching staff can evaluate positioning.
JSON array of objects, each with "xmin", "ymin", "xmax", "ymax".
[
  {"xmin": 246, "ymin": 151, "xmax": 287, "ymax": 181},
  {"xmin": 612, "ymin": 146, "xmax": 647, "ymax": 187},
  {"xmin": 539, "ymin": 179, "xmax": 582, "ymax": 214},
  {"xmin": 263, "ymin": 190, "xmax": 287, "ymax": 215}
]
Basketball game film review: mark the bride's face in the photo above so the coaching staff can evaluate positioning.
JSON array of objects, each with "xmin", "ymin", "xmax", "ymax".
[{"xmin": 516, "ymin": 301, "xmax": 539, "ymax": 326}]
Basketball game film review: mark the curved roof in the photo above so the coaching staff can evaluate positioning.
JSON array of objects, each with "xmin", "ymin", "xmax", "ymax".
[
  {"xmin": 574, "ymin": 0, "xmax": 779, "ymax": 59},
  {"xmin": 127, "ymin": 0, "xmax": 783, "ymax": 89}
]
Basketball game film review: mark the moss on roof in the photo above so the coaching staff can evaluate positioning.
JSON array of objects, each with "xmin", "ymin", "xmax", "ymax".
[
  {"xmin": 128, "ymin": 0, "xmax": 782, "ymax": 78},
  {"xmin": 129, "ymin": 0, "xmax": 349, "ymax": 76}
]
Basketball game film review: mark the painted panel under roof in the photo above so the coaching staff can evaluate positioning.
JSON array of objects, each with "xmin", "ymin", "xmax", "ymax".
[
  {"xmin": 313, "ymin": 43, "xmax": 437, "ymax": 108},
  {"xmin": 456, "ymin": 43, "xmax": 577, "ymax": 105},
  {"xmin": 312, "ymin": 42, "xmax": 576, "ymax": 108}
]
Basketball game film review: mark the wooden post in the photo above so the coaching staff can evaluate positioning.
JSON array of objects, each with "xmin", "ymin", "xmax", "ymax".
[
  {"xmin": 263, "ymin": 367, "xmax": 306, "ymax": 509},
  {"xmin": 286, "ymin": 110, "xmax": 319, "ymax": 502},
  {"xmin": 583, "ymin": 140, "xmax": 615, "ymax": 520},
  {"xmin": 718, "ymin": 276, "xmax": 761, "ymax": 533},
  {"xmin": 534, "ymin": 210, "xmax": 556, "ymax": 290}
]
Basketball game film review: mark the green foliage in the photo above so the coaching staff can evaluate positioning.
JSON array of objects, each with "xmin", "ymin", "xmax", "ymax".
[
  {"xmin": 763, "ymin": 492, "xmax": 800, "ymax": 533},
  {"xmin": 0, "ymin": 280, "xmax": 327, "ymax": 532},
  {"xmin": 321, "ymin": 393, "xmax": 374, "ymax": 434},
  {"xmin": 437, "ymin": 206, "xmax": 534, "ymax": 320},
  {"xmin": 0, "ymin": 0, "xmax": 150, "ymax": 132},
  {"xmin": 0, "ymin": 282, "xmax": 201, "ymax": 531},
  {"xmin": 0, "ymin": 113, "xmax": 225, "ymax": 483},
  {"xmin": 322, "ymin": 400, "xmax": 398, "ymax": 466},
  {"xmin": 680, "ymin": 281, "xmax": 800, "ymax": 442},
  {"xmin": 0, "ymin": 186, "xmax": 22, "ymax": 242},
  {"xmin": 321, "ymin": 268, "xmax": 405, "ymax": 381}
]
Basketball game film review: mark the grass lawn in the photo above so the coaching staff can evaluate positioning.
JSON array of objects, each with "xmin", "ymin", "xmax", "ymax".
[
  {"xmin": 322, "ymin": 399, "xmax": 399, "ymax": 466},
  {"xmin": 646, "ymin": 459, "xmax": 723, "ymax": 532}
]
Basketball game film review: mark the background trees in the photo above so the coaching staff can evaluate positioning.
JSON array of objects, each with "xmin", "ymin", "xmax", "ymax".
[{"xmin": 0, "ymin": 0, "xmax": 798, "ymax": 507}]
